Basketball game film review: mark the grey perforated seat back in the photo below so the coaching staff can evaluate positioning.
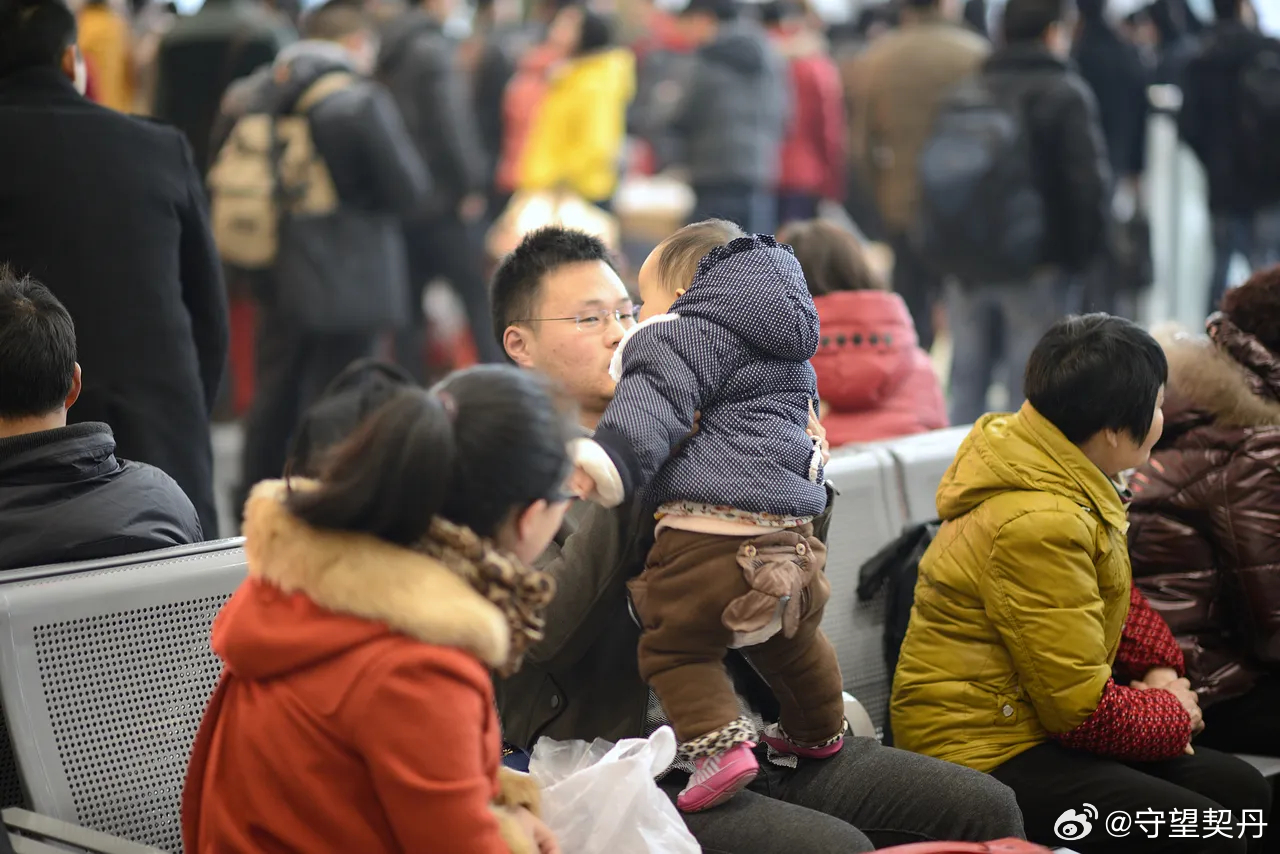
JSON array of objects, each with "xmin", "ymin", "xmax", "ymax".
[
  {"xmin": 0, "ymin": 541, "xmax": 248, "ymax": 853},
  {"xmin": 820, "ymin": 448, "xmax": 905, "ymax": 733},
  {"xmin": 879, "ymin": 427, "xmax": 970, "ymax": 525}
]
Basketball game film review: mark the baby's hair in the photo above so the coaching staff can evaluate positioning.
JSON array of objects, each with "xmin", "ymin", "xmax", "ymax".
[{"xmin": 654, "ymin": 219, "xmax": 746, "ymax": 294}]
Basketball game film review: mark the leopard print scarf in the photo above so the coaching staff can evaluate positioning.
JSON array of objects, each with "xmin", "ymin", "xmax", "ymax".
[{"xmin": 417, "ymin": 518, "xmax": 555, "ymax": 677}]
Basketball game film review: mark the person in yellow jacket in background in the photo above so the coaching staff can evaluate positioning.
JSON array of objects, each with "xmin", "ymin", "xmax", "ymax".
[
  {"xmin": 77, "ymin": 0, "xmax": 134, "ymax": 113},
  {"xmin": 518, "ymin": 5, "xmax": 634, "ymax": 207},
  {"xmin": 891, "ymin": 314, "xmax": 1271, "ymax": 854}
]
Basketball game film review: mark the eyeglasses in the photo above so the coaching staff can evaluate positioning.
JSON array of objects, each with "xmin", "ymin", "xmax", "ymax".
[{"xmin": 521, "ymin": 305, "xmax": 642, "ymax": 332}]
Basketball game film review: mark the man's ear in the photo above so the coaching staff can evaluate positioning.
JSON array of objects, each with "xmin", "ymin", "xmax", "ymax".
[
  {"xmin": 503, "ymin": 325, "xmax": 536, "ymax": 368},
  {"xmin": 61, "ymin": 45, "xmax": 77, "ymax": 83},
  {"xmin": 66, "ymin": 363, "xmax": 82, "ymax": 411}
]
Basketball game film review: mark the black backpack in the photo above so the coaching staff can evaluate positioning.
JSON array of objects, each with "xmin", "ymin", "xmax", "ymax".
[
  {"xmin": 1236, "ymin": 46, "xmax": 1280, "ymax": 204},
  {"xmin": 916, "ymin": 75, "xmax": 1046, "ymax": 284},
  {"xmin": 856, "ymin": 520, "xmax": 939, "ymax": 747}
]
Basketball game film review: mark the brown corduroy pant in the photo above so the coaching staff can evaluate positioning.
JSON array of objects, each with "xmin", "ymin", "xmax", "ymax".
[{"xmin": 626, "ymin": 525, "xmax": 845, "ymax": 750}]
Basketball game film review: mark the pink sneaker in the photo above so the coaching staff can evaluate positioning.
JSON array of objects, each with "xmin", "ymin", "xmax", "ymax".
[
  {"xmin": 676, "ymin": 742, "xmax": 759, "ymax": 813},
  {"xmin": 759, "ymin": 723, "xmax": 844, "ymax": 759}
]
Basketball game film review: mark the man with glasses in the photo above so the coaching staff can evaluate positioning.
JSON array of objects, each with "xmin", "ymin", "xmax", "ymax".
[{"xmin": 491, "ymin": 226, "xmax": 1025, "ymax": 853}]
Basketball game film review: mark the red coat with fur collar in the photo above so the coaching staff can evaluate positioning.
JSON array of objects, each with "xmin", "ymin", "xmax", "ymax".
[{"xmin": 182, "ymin": 481, "xmax": 538, "ymax": 854}]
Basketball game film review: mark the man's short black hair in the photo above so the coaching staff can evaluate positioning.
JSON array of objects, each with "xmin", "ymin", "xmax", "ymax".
[
  {"xmin": 0, "ymin": 0, "xmax": 77, "ymax": 78},
  {"xmin": 1212, "ymin": 0, "xmax": 1240, "ymax": 21},
  {"xmin": 1025, "ymin": 314, "xmax": 1167, "ymax": 445},
  {"xmin": 1002, "ymin": 0, "xmax": 1066, "ymax": 42},
  {"xmin": 489, "ymin": 227, "xmax": 614, "ymax": 355},
  {"xmin": 0, "ymin": 267, "xmax": 77, "ymax": 419}
]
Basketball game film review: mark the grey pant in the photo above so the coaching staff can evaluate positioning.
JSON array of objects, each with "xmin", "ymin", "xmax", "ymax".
[
  {"xmin": 660, "ymin": 736, "xmax": 1025, "ymax": 852},
  {"xmin": 946, "ymin": 272, "xmax": 1069, "ymax": 426}
]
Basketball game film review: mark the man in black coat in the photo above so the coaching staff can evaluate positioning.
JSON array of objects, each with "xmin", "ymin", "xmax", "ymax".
[
  {"xmin": 944, "ymin": 0, "xmax": 1111, "ymax": 424},
  {"xmin": 0, "ymin": 0, "xmax": 229, "ymax": 536},
  {"xmin": 0, "ymin": 271, "xmax": 202, "ymax": 571},
  {"xmin": 212, "ymin": 3, "xmax": 430, "ymax": 504},
  {"xmin": 378, "ymin": 0, "xmax": 501, "ymax": 369},
  {"xmin": 153, "ymin": 0, "xmax": 294, "ymax": 177},
  {"xmin": 1180, "ymin": 0, "xmax": 1280, "ymax": 313}
]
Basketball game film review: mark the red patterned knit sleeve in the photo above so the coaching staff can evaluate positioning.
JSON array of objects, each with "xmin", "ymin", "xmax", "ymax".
[
  {"xmin": 1114, "ymin": 585, "xmax": 1185, "ymax": 682},
  {"xmin": 1052, "ymin": 678, "xmax": 1192, "ymax": 760}
]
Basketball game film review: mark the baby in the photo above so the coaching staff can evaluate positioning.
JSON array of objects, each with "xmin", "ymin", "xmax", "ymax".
[{"xmin": 573, "ymin": 221, "xmax": 845, "ymax": 813}]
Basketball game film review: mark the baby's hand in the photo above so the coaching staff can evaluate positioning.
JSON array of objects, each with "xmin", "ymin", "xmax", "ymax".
[{"xmin": 568, "ymin": 466, "xmax": 599, "ymax": 501}]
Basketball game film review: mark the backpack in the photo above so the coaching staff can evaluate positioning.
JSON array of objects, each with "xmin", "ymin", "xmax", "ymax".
[
  {"xmin": 916, "ymin": 75, "xmax": 1045, "ymax": 284},
  {"xmin": 1236, "ymin": 46, "xmax": 1280, "ymax": 203},
  {"xmin": 857, "ymin": 519, "xmax": 939, "ymax": 738},
  {"xmin": 207, "ymin": 72, "xmax": 354, "ymax": 271}
]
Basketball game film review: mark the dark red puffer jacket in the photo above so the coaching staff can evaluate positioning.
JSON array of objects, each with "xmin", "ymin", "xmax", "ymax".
[
  {"xmin": 1127, "ymin": 316, "xmax": 1280, "ymax": 707},
  {"xmin": 812, "ymin": 290, "xmax": 946, "ymax": 446}
]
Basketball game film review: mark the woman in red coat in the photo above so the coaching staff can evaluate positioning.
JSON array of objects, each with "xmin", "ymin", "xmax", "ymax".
[
  {"xmin": 183, "ymin": 366, "xmax": 573, "ymax": 854},
  {"xmin": 779, "ymin": 219, "xmax": 946, "ymax": 446}
]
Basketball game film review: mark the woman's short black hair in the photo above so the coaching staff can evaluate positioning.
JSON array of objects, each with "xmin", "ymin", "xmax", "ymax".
[
  {"xmin": 1024, "ymin": 314, "xmax": 1167, "ymax": 445},
  {"xmin": 286, "ymin": 365, "xmax": 576, "ymax": 546}
]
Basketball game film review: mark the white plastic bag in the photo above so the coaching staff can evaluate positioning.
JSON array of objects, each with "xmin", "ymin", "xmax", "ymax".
[{"xmin": 528, "ymin": 726, "xmax": 699, "ymax": 854}]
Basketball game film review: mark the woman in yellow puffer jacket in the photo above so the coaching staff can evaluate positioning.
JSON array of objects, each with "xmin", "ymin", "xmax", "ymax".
[
  {"xmin": 517, "ymin": 6, "xmax": 634, "ymax": 206},
  {"xmin": 891, "ymin": 315, "xmax": 1271, "ymax": 854}
]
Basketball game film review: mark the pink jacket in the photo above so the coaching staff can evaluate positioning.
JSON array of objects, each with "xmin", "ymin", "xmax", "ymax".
[
  {"xmin": 813, "ymin": 290, "xmax": 947, "ymax": 446},
  {"xmin": 771, "ymin": 27, "xmax": 844, "ymax": 199}
]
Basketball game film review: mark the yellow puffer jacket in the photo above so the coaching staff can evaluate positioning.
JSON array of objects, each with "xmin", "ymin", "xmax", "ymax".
[
  {"xmin": 891, "ymin": 402, "xmax": 1133, "ymax": 772},
  {"xmin": 518, "ymin": 48, "xmax": 635, "ymax": 203}
]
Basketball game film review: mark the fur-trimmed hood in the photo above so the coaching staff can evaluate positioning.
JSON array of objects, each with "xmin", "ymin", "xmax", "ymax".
[
  {"xmin": 220, "ymin": 480, "xmax": 510, "ymax": 679},
  {"xmin": 1155, "ymin": 321, "xmax": 1280, "ymax": 433}
]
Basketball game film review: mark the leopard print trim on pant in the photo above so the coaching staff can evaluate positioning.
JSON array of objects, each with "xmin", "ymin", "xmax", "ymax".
[{"xmin": 678, "ymin": 717, "xmax": 757, "ymax": 760}]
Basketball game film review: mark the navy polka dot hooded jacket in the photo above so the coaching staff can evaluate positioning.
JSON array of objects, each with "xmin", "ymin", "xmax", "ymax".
[{"xmin": 586, "ymin": 234, "xmax": 828, "ymax": 516}]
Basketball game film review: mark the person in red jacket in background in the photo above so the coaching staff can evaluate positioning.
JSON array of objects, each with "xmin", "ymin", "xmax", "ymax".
[
  {"xmin": 765, "ymin": 0, "xmax": 845, "ymax": 226},
  {"xmin": 778, "ymin": 219, "xmax": 947, "ymax": 446}
]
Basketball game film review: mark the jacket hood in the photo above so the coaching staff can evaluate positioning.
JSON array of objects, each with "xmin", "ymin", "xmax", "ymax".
[
  {"xmin": 267, "ymin": 40, "xmax": 356, "ymax": 112},
  {"xmin": 985, "ymin": 42, "xmax": 1071, "ymax": 76},
  {"xmin": 701, "ymin": 21, "xmax": 772, "ymax": 76},
  {"xmin": 555, "ymin": 48, "xmax": 636, "ymax": 100},
  {"xmin": 377, "ymin": 9, "xmax": 441, "ymax": 73},
  {"xmin": 812, "ymin": 291, "xmax": 918, "ymax": 410},
  {"xmin": 936, "ymin": 402, "xmax": 1128, "ymax": 530},
  {"xmin": 1154, "ymin": 319, "xmax": 1280, "ymax": 435},
  {"xmin": 672, "ymin": 234, "xmax": 819, "ymax": 361},
  {"xmin": 215, "ymin": 480, "xmax": 509, "ymax": 681}
]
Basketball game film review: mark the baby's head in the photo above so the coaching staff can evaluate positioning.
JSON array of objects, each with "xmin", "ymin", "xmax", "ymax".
[{"xmin": 637, "ymin": 219, "xmax": 745, "ymax": 321}]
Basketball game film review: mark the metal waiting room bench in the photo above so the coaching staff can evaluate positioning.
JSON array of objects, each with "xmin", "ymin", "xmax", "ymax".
[
  {"xmin": 0, "ymin": 425, "xmax": 1271, "ymax": 853},
  {"xmin": 0, "ymin": 540, "xmax": 247, "ymax": 852}
]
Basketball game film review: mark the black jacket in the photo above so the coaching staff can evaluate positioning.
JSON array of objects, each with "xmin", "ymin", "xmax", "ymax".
[
  {"xmin": 153, "ymin": 0, "xmax": 295, "ymax": 176},
  {"xmin": 0, "ymin": 66, "xmax": 228, "ymax": 536},
  {"xmin": 984, "ymin": 44, "xmax": 1111, "ymax": 273},
  {"xmin": 1179, "ymin": 22, "xmax": 1280, "ymax": 215},
  {"xmin": 378, "ymin": 10, "xmax": 486, "ymax": 216},
  {"xmin": 214, "ymin": 42, "xmax": 431, "ymax": 331},
  {"xmin": 1073, "ymin": 19, "xmax": 1149, "ymax": 180},
  {"xmin": 0, "ymin": 423, "xmax": 203, "ymax": 571}
]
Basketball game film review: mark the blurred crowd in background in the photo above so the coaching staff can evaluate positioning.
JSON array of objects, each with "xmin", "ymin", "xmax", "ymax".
[{"xmin": 6, "ymin": 0, "xmax": 1280, "ymax": 538}]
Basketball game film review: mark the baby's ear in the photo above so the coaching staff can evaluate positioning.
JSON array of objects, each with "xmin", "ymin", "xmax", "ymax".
[{"xmin": 675, "ymin": 287, "xmax": 687, "ymax": 299}]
